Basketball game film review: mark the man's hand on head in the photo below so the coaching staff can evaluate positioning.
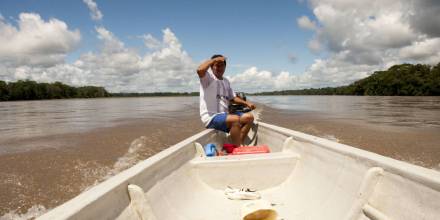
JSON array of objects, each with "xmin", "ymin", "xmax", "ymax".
[
  {"xmin": 212, "ymin": 56, "xmax": 226, "ymax": 64},
  {"xmin": 197, "ymin": 55, "xmax": 226, "ymax": 78}
]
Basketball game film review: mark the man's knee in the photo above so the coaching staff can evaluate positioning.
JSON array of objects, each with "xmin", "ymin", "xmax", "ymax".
[
  {"xmin": 230, "ymin": 118, "xmax": 241, "ymax": 131},
  {"xmin": 240, "ymin": 113, "xmax": 254, "ymax": 124},
  {"xmin": 227, "ymin": 115, "xmax": 241, "ymax": 127},
  {"xmin": 232, "ymin": 121, "xmax": 241, "ymax": 128}
]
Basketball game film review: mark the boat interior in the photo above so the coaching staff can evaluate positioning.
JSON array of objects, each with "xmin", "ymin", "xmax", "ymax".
[{"xmin": 39, "ymin": 122, "xmax": 440, "ymax": 220}]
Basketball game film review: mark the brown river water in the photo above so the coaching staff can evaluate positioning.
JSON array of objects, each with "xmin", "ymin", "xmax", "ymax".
[{"xmin": 0, "ymin": 96, "xmax": 439, "ymax": 219}]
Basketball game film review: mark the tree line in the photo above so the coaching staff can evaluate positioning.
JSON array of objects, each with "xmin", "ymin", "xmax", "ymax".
[
  {"xmin": 111, "ymin": 92, "xmax": 199, "ymax": 97},
  {"xmin": 0, "ymin": 80, "xmax": 110, "ymax": 101},
  {"xmin": 253, "ymin": 63, "xmax": 440, "ymax": 96},
  {"xmin": 2, "ymin": 62, "xmax": 439, "ymax": 101}
]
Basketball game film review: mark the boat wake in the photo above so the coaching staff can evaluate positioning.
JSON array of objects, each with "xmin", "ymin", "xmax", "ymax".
[
  {"xmin": 252, "ymin": 106, "xmax": 262, "ymax": 122},
  {"xmin": 0, "ymin": 205, "xmax": 46, "ymax": 220},
  {"xmin": 0, "ymin": 136, "xmax": 158, "ymax": 220},
  {"xmin": 81, "ymin": 136, "xmax": 156, "ymax": 191},
  {"xmin": 110, "ymin": 136, "xmax": 154, "ymax": 175}
]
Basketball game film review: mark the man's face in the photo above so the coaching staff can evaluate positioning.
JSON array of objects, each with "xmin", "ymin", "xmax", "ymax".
[{"xmin": 212, "ymin": 61, "xmax": 226, "ymax": 78}]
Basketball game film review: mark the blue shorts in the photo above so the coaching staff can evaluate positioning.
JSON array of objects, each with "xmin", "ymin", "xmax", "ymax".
[{"xmin": 206, "ymin": 112, "xmax": 243, "ymax": 133}]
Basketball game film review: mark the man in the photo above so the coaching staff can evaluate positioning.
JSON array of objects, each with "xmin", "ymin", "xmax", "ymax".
[{"xmin": 197, "ymin": 54, "xmax": 256, "ymax": 147}]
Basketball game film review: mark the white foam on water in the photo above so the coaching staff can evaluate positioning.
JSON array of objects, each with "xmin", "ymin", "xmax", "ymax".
[
  {"xmin": 109, "ymin": 136, "xmax": 152, "ymax": 175},
  {"xmin": 74, "ymin": 160, "xmax": 111, "ymax": 192},
  {"xmin": 80, "ymin": 136, "xmax": 153, "ymax": 192},
  {"xmin": 3, "ymin": 136, "xmax": 155, "ymax": 218},
  {"xmin": 252, "ymin": 107, "xmax": 262, "ymax": 122},
  {"xmin": 0, "ymin": 205, "xmax": 46, "ymax": 220}
]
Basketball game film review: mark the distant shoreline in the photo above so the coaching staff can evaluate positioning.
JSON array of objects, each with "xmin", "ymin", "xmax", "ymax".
[
  {"xmin": 2, "ymin": 92, "xmax": 440, "ymax": 102},
  {"xmin": 1, "ymin": 62, "xmax": 439, "ymax": 101},
  {"xmin": 4, "ymin": 94, "xmax": 440, "ymax": 103},
  {"xmin": 110, "ymin": 92, "xmax": 198, "ymax": 97}
]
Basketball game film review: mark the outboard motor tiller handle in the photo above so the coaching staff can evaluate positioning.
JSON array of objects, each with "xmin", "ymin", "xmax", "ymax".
[{"xmin": 229, "ymin": 92, "xmax": 252, "ymax": 114}]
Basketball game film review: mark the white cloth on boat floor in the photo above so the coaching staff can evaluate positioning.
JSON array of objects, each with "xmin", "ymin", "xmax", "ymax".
[{"xmin": 225, "ymin": 186, "xmax": 261, "ymax": 200}]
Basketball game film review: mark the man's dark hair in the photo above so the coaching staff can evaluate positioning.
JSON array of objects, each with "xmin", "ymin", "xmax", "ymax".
[{"xmin": 211, "ymin": 54, "xmax": 226, "ymax": 65}]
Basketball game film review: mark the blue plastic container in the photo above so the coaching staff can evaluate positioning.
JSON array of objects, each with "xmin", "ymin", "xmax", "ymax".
[{"xmin": 204, "ymin": 143, "xmax": 217, "ymax": 157}]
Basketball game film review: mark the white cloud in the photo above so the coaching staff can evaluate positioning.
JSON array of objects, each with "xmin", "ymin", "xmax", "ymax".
[
  {"xmin": 309, "ymin": 0, "xmax": 418, "ymax": 54},
  {"xmin": 141, "ymin": 34, "xmax": 162, "ymax": 49},
  {"xmin": 297, "ymin": 15, "xmax": 317, "ymax": 30},
  {"xmin": 229, "ymin": 67, "xmax": 310, "ymax": 92},
  {"xmin": 294, "ymin": 0, "xmax": 440, "ymax": 89},
  {"xmin": 0, "ymin": 21, "xmax": 197, "ymax": 93},
  {"xmin": 399, "ymin": 38, "xmax": 440, "ymax": 63},
  {"xmin": 95, "ymin": 26, "xmax": 125, "ymax": 53},
  {"xmin": 228, "ymin": 60, "xmax": 374, "ymax": 93},
  {"xmin": 2, "ymin": 0, "xmax": 440, "ymax": 93},
  {"xmin": 308, "ymin": 37, "xmax": 321, "ymax": 53},
  {"xmin": 234, "ymin": 0, "xmax": 440, "ymax": 92},
  {"xmin": 0, "ymin": 13, "xmax": 81, "ymax": 67},
  {"xmin": 75, "ymin": 27, "xmax": 197, "ymax": 92},
  {"xmin": 302, "ymin": 55, "xmax": 375, "ymax": 87},
  {"xmin": 83, "ymin": 0, "xmax": 103, "ymax": 21}
]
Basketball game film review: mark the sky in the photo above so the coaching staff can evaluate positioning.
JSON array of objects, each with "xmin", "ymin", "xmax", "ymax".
[{"xmin": 0, "ymin": 0, "xmax": 439, "ymax": 93}]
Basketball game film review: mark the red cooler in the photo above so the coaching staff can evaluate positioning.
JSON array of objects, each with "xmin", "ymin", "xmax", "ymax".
[{"xmin": 231, "ymin": 145, "xmax": 270, "ymax": 155}]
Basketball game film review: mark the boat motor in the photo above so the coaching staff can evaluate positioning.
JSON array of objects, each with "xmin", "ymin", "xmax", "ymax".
[{"xmin": 229, "ymin": 92, "xmax": 252, "ymax": 113}]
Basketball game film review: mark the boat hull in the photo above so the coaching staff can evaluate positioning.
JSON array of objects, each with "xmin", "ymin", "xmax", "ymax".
[{"xmin": 38, "ymin": 122, "xmax": 440, "ymax": 220}]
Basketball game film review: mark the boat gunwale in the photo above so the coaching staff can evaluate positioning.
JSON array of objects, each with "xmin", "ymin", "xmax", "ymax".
[{"xmin": 258, "ymin": 121, "xmax": 440, "ymax": 192}]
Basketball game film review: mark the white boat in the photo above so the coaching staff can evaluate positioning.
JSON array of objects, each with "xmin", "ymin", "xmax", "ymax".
[{"xmin": 38, "ymin": 121, "xmax": 440, "ymax": 220}]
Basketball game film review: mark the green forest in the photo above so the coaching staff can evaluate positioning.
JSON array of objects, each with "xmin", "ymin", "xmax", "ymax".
[
  {"xmin": 1, "ymin": 62, "xmax": 439, "ymax": 101},
  {"xmin": 111, "ymin": 92, "xmax": 198, "ymax": 97},
  {"xmin": 0, "ymin": 80, "xmax": 110, "ymax": 101},
  {"xmin": 254, "ymin": 63, "xmax": 440, "ymax": 96}
]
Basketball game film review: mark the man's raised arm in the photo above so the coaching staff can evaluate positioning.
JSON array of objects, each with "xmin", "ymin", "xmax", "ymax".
[{"xmin": 196, "ymin": 56, "xmax": 226, "ymax": 78}]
